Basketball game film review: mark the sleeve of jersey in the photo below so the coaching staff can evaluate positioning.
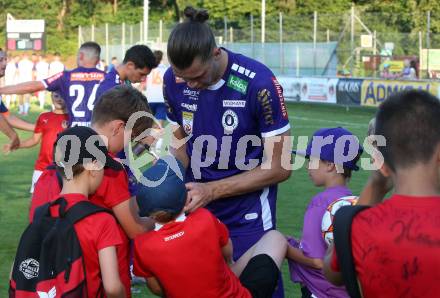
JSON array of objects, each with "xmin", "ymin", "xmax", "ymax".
[
  {"xmin": 208, "ymin": 210, "xmax": 229, "ymax": 247},
  {"xmin": 34, "ymin": 114, "xmax": 43, "ymax": 133},
  {"xmin": 252, "ymin": 76, "xmax": 290, "ymax": 138},
  {"xmin": 133, "ymin": 238, "xmax": 153, "ymax": 278},
  {"xmin": 42, "ymin": 72, "xmax": 64, "ymax": 92},
  {"xmin": 163, "ymin": 71, "xmax": 180, "ymax": 125},
  {"xmin": 102, "ymin": 169, "xmax": 131, "ymax": 208},
  {"xmin": 95, "ymin": 215, "xmax": 124, "ymax": 251}
]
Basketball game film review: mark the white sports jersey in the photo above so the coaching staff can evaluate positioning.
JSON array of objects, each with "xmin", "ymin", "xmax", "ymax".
[
  {"xmin": 49, "ymin": 61, "xmax": 64, "ymax": 76},
  {"xmin": 17, "ymin": 59, "xmax": 34, "ymax": 82},
  {"xmin": 145, "ymin": 63, "xmax": 167, "ymax": 103},
  {"xmin": 35, "ymin": 61, "xmax": 49, "ymax": 80},
  {"xmin": 5, "ymin": 62, "xmax": 17, "ymax": 85}
]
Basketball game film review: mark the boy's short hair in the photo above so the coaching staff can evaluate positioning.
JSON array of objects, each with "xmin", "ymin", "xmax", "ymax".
[
  {"xmin": 123, "ymin": 45, "xmax": 157, "ymax": 70},
  {"xmin": 153, "ymin": 50, "xmax": 163, "ymax": 65},
  {"xmin": 54, "ymin": 126, "xmax": 123, "ymax": 179},
  {"xmin": 376, "ymin": 90, "xmax": 440, "ymax": 171},
  {"xmin": 92, "ymin": 86, "xmax": 153, "ymax": 139},
  {"xmin": 79, "ymin": 42, "xmax": 101, "ymax": 61},
  {"xmin": 136, "ymin": 158, "xmax": 186, "ymax": 221}
]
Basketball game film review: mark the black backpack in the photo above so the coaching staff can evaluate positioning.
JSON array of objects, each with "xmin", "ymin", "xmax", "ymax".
[
  {"xmin": 333, "ymin": 205, "xmax": 370, "ymax": 298},
  {"xmin": 10, "ymin": 197, "xmax": 111, "ymax": 298}
]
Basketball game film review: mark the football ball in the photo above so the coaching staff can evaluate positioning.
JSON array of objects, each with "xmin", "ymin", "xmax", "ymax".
[{"xmin": 321, "ymin": 196, "xmax": 359, "ymax": 246}]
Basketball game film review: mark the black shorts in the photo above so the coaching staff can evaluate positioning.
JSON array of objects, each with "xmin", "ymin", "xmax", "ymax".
[{"xmin": 240, "ymin": 254, "xmax": 280, "ymax": 298}]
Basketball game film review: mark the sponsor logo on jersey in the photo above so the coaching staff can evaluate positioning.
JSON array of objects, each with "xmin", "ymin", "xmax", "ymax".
[
  {"xmin": 231, "ymin": 63, "xmax": 256, "ymax": 79},
  {"xmin": 245, "ymin": 213, "xmax": 258, "ymax": 220},
  {"xmin": 227, "ymin": 75, "xmax": 248, "ymax": 94},
  {"xmin": 222, "ymin": 100, "xmax": 246, "ymax": 108},
  {"xmin": 175, "ymin": 76, "xmax": 185, "ymax": 83},
  {"xmin": 222, "ymin": 109, "xmax": 239, "ymax": 134},
  {"xmin": 19, "ymin": 258, "xmax": 39, "ymax": 279},
  {"xmin": 181, "ymin": 103, "xmax": 197, "ymax": 112},
  {"xmin": 46, "ymin": 72, "xmax": 63, "ymax": 84},
  {"xmin": 182, "ymin": 111, "xmax": 194, "ymax": 135},
  {"xmin": 183, "ymin": 88, "xmax": 200, "ymax": 100},
  {"xmin": 272, "ymin": 77, "xmax": 288, "ymax": 119},
  {"xmin": 70, "ymin": 72, "xmax": 105, "ymax": 82},
  {"xmin": 257, "ymin": 89, "xmax": 274, "ymax": 125},
  {"xmin": 164, "ymin": 231, "xmax": 185, "ymax": 242}
]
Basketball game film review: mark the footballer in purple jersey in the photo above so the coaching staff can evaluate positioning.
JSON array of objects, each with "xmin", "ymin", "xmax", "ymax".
[
  {"xmin": 165, "ymin": 6, "xmax": 291, "ymax": 271},
  {"xmin": 43, "ymin": 68, "xmax": 104, "ymax": 127},
  {"xmin": 165, "ymin": 48, "xmax": 290, "ymax": 237},
  {"xmin": 0, "ymin": 42, "xmax": 103, "ymax": 127},
  {"xmin": 95, "ymin": 45, "xmax": 156, "ymax": 103}
]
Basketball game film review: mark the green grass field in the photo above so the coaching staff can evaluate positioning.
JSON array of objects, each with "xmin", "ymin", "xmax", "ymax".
[{"xmin": 0, "ymin": 101, "xmax": 376, "ymax": 297}]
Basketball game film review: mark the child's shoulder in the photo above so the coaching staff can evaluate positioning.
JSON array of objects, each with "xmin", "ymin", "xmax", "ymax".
[
  {"xmin": 188, "ymin": 208, "xmax": 217, "ymax": 223},
  {"xmin": 309, "ymin": 186, "xmax": 353, "ymax": 207}
]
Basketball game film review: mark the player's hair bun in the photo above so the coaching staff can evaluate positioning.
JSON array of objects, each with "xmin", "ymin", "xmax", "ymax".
[{"xmin": 184, "ymin": 6, "xmax": 209, "ymax": 23}]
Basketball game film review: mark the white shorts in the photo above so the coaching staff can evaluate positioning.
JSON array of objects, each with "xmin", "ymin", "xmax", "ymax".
[{"xmin": 30, "ymin": 170, "xmax": 43, "ymax": 193}]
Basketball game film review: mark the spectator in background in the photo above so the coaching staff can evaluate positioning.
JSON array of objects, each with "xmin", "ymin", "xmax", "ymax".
[
  {"xmin": 401, "ymin": 59, "xmax": 417, "ymax": 80},
  {"xmin": 380, "ymin": 63, "xmax": 396, "ymax": 79},
  {"xmin": 97, "ymin": 59, "xmax": 107, "ymax": 72},
  {"xmin": 107, "ymin": 56, "xmax": 118, "ymax": 73},
  {"xmin": 17, "ymin": 54, "xmax": 34, "ymax": 115},
  {"xmin": 145, "ymin": 50, "xmax": 167, "ymax": 125},
  {"xmin": 145, "ymin": 50, "xmax": 167, "ymax": 154},
  {"xmin": 49, "ymin": 52, "xmax": 64, "ymax": 76},
  {"xmin": 4, "ymin": 55, "xmax": 18, "ymax": 108},
  {"xmin": 35, "ymin": 55, "xmax": 49, "ymax": 109}
]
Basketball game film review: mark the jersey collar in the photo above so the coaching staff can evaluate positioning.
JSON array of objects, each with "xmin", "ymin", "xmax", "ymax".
[{"xmin": 154, "ymin": 213, "xmax": 187, "ymax": 231}]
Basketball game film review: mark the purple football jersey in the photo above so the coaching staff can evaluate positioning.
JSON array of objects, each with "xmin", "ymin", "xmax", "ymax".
[
  {"xmin": 95, "ymin": 68, "xmax": 122, "ymax": 103},
  {"xmin": 42, "ymin": 67, "xmax": 105, "ymax": 127},
  {"xmin": 164, "ymin": 48, "xmax": 290, "ymax": 236},
  {"xmin": 288, "ymin": 185, "xmax": 352, "ymax": 297}
]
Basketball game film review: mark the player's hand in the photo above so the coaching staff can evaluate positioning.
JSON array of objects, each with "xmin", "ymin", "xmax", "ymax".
[
  {"xmin": 4, "ymin": 133, "xmax": 19, "ymax": 153},
  {"xmin": 184, "ymin": 182, "xmax": 214, "ymax": 213},
  {"xmin": 3, "ymin": 143, "xmax": 12, "ymax": 154}
]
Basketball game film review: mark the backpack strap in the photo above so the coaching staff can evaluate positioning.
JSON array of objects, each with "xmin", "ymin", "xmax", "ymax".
[
  {"xmin": 333, "ymin": 205, "xmax": 370, "ymax": 298},
  {"xmin": 64, "ymin": 201, "xmax": 112, "ymax": 224},
  {"xmin": 33, "ymin": 202, "xmax": 52, "ymax": 222},
  {"xmin": 46, "ymin": 163, "xmax": 63, "ymax": 188}
]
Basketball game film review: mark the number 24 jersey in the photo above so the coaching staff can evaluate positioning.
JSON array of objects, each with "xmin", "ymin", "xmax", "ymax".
[{"xmin": 43, "ymin": 67, "xmax": 105, "ymax": 127}]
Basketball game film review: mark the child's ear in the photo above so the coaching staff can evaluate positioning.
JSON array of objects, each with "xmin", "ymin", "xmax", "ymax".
[
  {"xmin": 111, "ymin": 120, "xmax": 125, "ymax": 136},
  {"xmin": 378, "ymin": 162, "xmax": 392, "ymax": 178}
]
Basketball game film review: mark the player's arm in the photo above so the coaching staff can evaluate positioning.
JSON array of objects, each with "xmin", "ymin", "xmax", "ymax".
[
  {"xmin": 19, "ymin": 132, "xmax": 42, "ymax": 148},
  {"xmin": 99, "ymin": 246, "xmax": 126, "ymax": 298},
  {"xmin": 323, "ymin": 244, "xmax": 344, "ymax": 286},
  {"xmin": 170, "ymin": 125, "xmax": 189, "ymax": 169},
  {"xmin": 0, "ymin": 114, "xmax": 19, "ymax": 151},
  {"xmin": 112, "ymin": 197, "xmax": 155, "ymax": 239},
  {"xmin": 286, "ymin": 243, "xmax": 323, "ymax": 269},
  {"xmin": 0, "ymin": 81, "xmax": 45, "ymax": 95},
  {"xmin": 4, "ymin": 132, "xmax": 41, "ymax": 154},
  {"xmin": 146, "ymin": 276, "xmax": 164, "ymax": 296},
  {"xmin": 221, "ymin": 238, "xmax": 234, "ymax": 266},
  {"xmin": 5, "ymin": 114, "xmax": 35, "ymax": 131},
  {"xmin": 185, "ymin": 130, "xmax": 292, "ymax": 212},
  {"xmin": 357, "ymin": 170, "xmax": 392, "ymax": 206}
]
